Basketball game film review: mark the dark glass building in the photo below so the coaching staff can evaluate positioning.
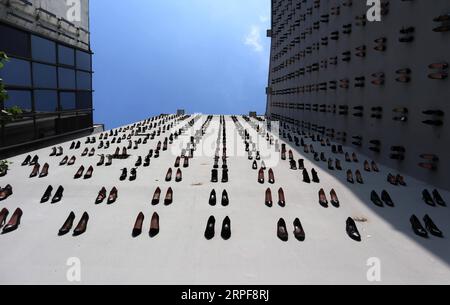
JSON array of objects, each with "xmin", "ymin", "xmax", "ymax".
[{"xmin": 0, "ymin": 0, "xmax": 93, "ymax": 152}]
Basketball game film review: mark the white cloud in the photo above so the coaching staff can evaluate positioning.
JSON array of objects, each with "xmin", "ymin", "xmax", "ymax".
[
  {"xmin": 259, "ymin": 16, "xmax": 269, "ymax": 23},
  {"xmin": 244, "ymin": 25, "xmax": 263, "ymax": 52}
]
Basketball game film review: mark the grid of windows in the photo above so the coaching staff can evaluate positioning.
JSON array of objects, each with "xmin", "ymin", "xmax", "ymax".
[{"xmin": 0, "ymin": 22, "xmax": 93, "ymax": 148}]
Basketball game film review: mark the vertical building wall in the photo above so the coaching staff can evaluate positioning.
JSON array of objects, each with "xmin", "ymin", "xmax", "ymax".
[{"xmin": 266, "ymin": 0, "xmax": 450, "ymax": 190}]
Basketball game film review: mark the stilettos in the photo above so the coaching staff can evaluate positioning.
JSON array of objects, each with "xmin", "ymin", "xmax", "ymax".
[
  {"xmin": 164, "ymin": 188, "xmax": 173, "ymax": 205},
  {"xmin": 347, "ymin": 170, "xmax": 354, "ymax": 184},
  {"xmin": 108, "ymin": 187, "xmax": 118, "ymax": 204},
  {"xmin": 221, "ymin": 169, "xmax": 228, "ymax": 183},
  {"xmin": 355, "ymin": 170, "xmax": 364, "ymax": 184},
  {"xmin": 165, "ymin": 168, "xmax": 173, "ymax": 182},
  {"xmin": 422, "ymin": 190, "xmax": 435, "ymax": 206},
  {"xmin": 174, "ymin": 157, "xmax": 181, "ymax": 168},
  {"xmin": 84, "ymin": 166, "xmax": 94, "ymax": 179},
  {"xmin": 209, "ymin": 190, "xmax": 217, "ymax": 206},
  {"xmin": 149, "ymin": 212, "xmax": 160, "ymax": 238},
  {"xmin": 0, "ymin": 184, "xmax": 13, "ymax": 201},
  {"xmin": 381, "ymin": 190, "xmax": 394, "ymax": 207},
  {"xmin": 278, "ymin": 188, "xmax": 286, "ymax": 207},
  {"xmin": 74, "ymin": 166, "xmax": 84, "ymax": 179},
  {"xmin": 371, "ymin": 191, "xmax": 383, "ymax": 207},
  {"xmin": 432, "ymin": 189, "xmax": 446, "ymax": 207},
  {"xmin": 30, "ymin": 155, "xmax": 39, "ymax": 166},
  {"xmin": 97, "ymin": 155, "xmax": 105, "ymax": 166},
  {"xmin": 211, "ymin": 169, "xmax": 218, "ymax": 183},
  {"xmin": 221, "ymin": 190, "xmax": 229, "ymax": 206},
  {"xmin": 22, "ymin": 155, "xmax": 32, "ymax": 166},
  {"xmin": 330, "ymin": 189, "xmax": 339, "ymax": 207},
  {"xmin": 175, "ymin": 169, "xmax": 182, "ymax": 182},
  {"xmin": 105, "ymin": 155, "xmax": 113, "ymax": 166},
  {"xmin": 152, "ymin": 187, "xmax": 161, "ymax": 205},
  {"xmin": 41, "ymin": 185, "xmax": 53, "ymax": 203},
  {"xmin": 96, "ymin": 187, "xmax": 107, "ymax": 204},
  {"xmin": 302, "ymin": 169, "xmax": 311, "ymax": 183},
  {"xmin": 293, "ymin": 218, "xmax": 305, "ymax": 241},
  {"xmin": 51, "ymin": 186, "xmax": 64, "ymax": 204},
  {"xmin": 73, "ymin": 212, "xmax": 89, "ymax": 236},
  {"xmin": 265, "ymin": 188, "xmax": 273, "ymax": 207},
  {"xmin": 258, "ymin": 168, "xmax": 265, "ymax": 184},
  {"xmin": 268, "ymin": 169, "xmax": 275, "ymax": 184},
  {"xmin": 410, "ymin": 215, "xmax": 428, "ymax": 238},
  {"xmin": 29, "ymin": 163, "xmax": 40, "ymax": 178},
  {"xmin": 120, "ymin": 168, "xmax": 128, "ymax": 181},
  {"xmin": 311, "ymin": 169, "xmax": 320, "ymax": 183},
  {"xmin": 319, "ymin": 189, "xmax": 328, "ymax": 207},
  {"xmin": 68, "ymin": 156, "xmax": 76, "ymax": 166},
  {"xmin": 346, "ymin": 217, "xmax": 361, "ymax": 242},
  {"xmin": 132, "ymin": 212, "xmax": 145, "ymax": 237},
  {"xmin": 221, "ymin": 217, "xmax": 231, "ymax": 240},
  {"xmin": 0, "ymin": 208, "xmax": 9, "ymax": 228},
  {"xmin": 60, "ymin": 156, "xmax": 69, "ymax": 166},
  {"xmin": 2, "ymin": 208, "xmax": 23, "ymax": 234},
  {"xmin": 277, "ymin": 218, "xmax": 289, "ymax": 242},
  {"xmin": 129, "ymin": 168, "xmax": 137, "ymax": 181},
  {"xmin": 423, "ymin": 215, "xmax": 443, "ymax": 238},
  {"xmin": 205, "ymin": 216, "xmax": 216, "ymax": 240},
  {"xmin": 58, "ymin": 212, "xmax": 75, "ymax": 236}
]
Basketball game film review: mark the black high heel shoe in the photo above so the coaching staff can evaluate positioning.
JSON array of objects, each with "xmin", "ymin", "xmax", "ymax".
[
  {"xmin": 410, "ymin": 215, "xmax": 428, "ymax": 238},
  {"xmin": 422, "ymin": 190, "xmax": 435, "ymax": 206},
  {"xmin": 221, "ymin": 217, "xmax": 231, "ymax": 240},
  {"xmin": 423, "ymin": 215, "xmax": 443, "ymax": 237},
  {"xmin": 41, "ymin": 185, "xmax": 53, "ymax": 203},
  {"xmin": 346, "ymin": 218, "xmax": 361, "ymax": 242},
  {"xmin": 204, "ymin": 216, "xmax": 216, "ymax": 240},
  {"xmin": 51, "ymin": 186, "xmax": 64, "ymax": 204}
]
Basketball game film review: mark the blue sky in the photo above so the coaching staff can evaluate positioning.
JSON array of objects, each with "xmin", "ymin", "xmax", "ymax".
[{"xmin": 90, "ymin": 0, "xmax": 270, "ymax": 129}]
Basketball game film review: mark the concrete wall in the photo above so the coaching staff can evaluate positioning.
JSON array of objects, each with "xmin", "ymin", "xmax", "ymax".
[
  {"xmin": 0, "ymin": 0, "xmax": 90, "ymax": 50},
  {"xmin": 266, "ymin": 0, "xmax": 450, "ymax": 190}
]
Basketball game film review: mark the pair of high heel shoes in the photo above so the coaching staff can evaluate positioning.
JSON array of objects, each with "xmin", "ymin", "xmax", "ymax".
[
  {"xmin": 0, "ymin": 208, "xmax": 23, "ymax": 234},
  {"xmin": 132, "ymin": 212, "xmax": 159, "ymax": 238},
  {"xmin": 211, "ymin": 169, "xmax": 228, "ymax": 183},
  {"xmin": 29, "ymin": 163, "xmax": 49, "ymax": 178},
  {"xmin": 410, "ymin": 215, "xmax": 443, "ymax": 238},
  {"xmin": 371, "ymin": 190, "xmax": 394, "ymax": 207},
  {"xmin": 387, "ymin": 173, "xmax": 406, "ymax": 186},
  {"xmin": 96, "ymin": 187, "xmax": 118, "ymax": 204},
  {"xmin": 49, "ymin": 146, "xmax": 63, "ymax": 157},
  {"xmin": 277, "ymin": 218, "xmax": 305, "ymax": 242},
  {"xmin": 422, "ymin": 189, "xmax": 446, "ymax": 207},
  {"xmin": 41, "ymin": 186, "xmax": 64, "ymax": 204},
  {"xmin": 302, "ymin": 168, "xmax": 320, "ymax": 183},
  {"xmin": 208, "ymin": 190, "xmax": 229, "ymax": 206},
  {"xmin": 347, "ymin": 170, "xmax": 364, "ymax": 184},
  {"xmin": 97, "ymin": 154, "xmax": 113, "ymax": 166},
  {"xmin": 152, "ymin": 187, "xmax": 173, "ymax": 205},
  {"xmin": 165, "ymin": 168, "xmax": 182, "ymax": 182},
  {"xmin": 59, "ymin": 156, "xmax": 76, "ymax": 166},
  {"xmin": 59, "ymin": 212, "xmax": 89, "ymax": 236},
  {"xmin": 120, "ymin": 168, "xmax": 137, "ymax": 181},
  {"xmin": 21, "ymin": 155, "xmax": 39, "ymax": 166},
  {"xmin": 258, "ymin": 168, "xmax": 275, "ymax": 184},
  {"xmin": 174, "ymin": 156, "xmax": 189, "ymax": 168},
  {"xmin": 205, "ymin": 216, "xmax": 231, "ymax": 240},
  {"xmin": 318, "ymin": 189, "xmax": 340, "ymax": 208},
  {"xmin": 265, "ymin": 188, "xmax": 286, "ymax": 207},
  {"xmin": 74, "ymin": 166, "xmax": 94, "ymax": 179},
  {"xmin": 81, "ymin": 148, "xmax": 95, "ymax": 157}
]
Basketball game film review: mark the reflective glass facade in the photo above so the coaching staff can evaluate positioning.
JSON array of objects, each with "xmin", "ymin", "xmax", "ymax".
[{"xmin": 0, "ymin": 22, "xmax": 93, "ymax": 148}]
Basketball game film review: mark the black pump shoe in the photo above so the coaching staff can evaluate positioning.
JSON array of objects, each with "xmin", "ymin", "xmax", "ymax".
[
  {"xmin": 277, "ymin": 218, "xmax": 289, "ymax": 242},
  {"xmin": 381, "ymin": 190, "xmax": 394, "ymax": 207},
  {"xmin": 209, "ymin": 190, "xmax": 217, "ymax": 206},
  {"xmin": 432, "ymin": 190, "xmax": 446, "ymax": 207},
  {"xmin": 302, "ymin": 169, "xmax": 311, "ymax": 183},
  {"xmin": 41, "ymin": 185, "xmax": 53, "ymax": 203},
  {"xmin": 370, "ymin": 191, "xmax": 384, "ymax": 207},
  {"xmin": 204, "ymin": 216, "xmax": 216, "ymax": 240},
  {"xmin": 221, "ymin": 217, "xmax": 231, "ymax": 240},
  {"xmin": 346, "ymin": 218, "xmax": 361, "ymax": 242},
  {"xmin": 51, "ymin": 186, "xmax": 64, "ymax": 204},
  {"xmin": 422, "ymin": 190, "xmax": 435, "ymax": 206},
  {"xmin": 423, "ymin": 215, "xmax": 443, "ymax": 237},
  {"xmin": 293, "ymin": 218, "xmax": 305, "ymax": 241},
  {"xmin": 221, "ymin": 190, "xmax": 229, "ymax": 206},
  {"xmin": 410, "ymin": 215, "xmax": 428, "ymax": 238}
]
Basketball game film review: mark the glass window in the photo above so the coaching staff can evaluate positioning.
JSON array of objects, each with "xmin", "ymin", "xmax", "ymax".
[
  {"xmin": 76, "ymin": 50, "xmax": 91, "ymax": 71},
  {"xmin": 34, "ymin": 90, "xmax": 58, "ymax": 112},
  {"xmin": 31, "ymin": 35, "xmax": 56, "ymax": 63},
  {"xmin": 58, "ymin": 68, "xmax": 76, "ymax": 89},
  {"xmin": 76, "ymin": 71, "xmax": 92, "ymax": 90},
  {"xmin": 58, "ymin": 45, "xmax": 75, "ymax": 66},
  {"xmin": 3, "ymin": 90, "xmax": 32, "ymax": 112},
  {"xmin": 76, "ymin": 92, "xmax": 92, "ymax": 109},
  {"xmin": 33, "ymin": 63, "xmax": 57, "ymax": 88},
  {"xmin": 60, "ymin": 92, "xmax": 76, "ymax": 110},
  {"xmin": 0, "ymin": 24, "xmax": 30, "ymax": 58},
  {"xmin": 0, "ymin": 58, "xmax": 31, "ymax": 86}
]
